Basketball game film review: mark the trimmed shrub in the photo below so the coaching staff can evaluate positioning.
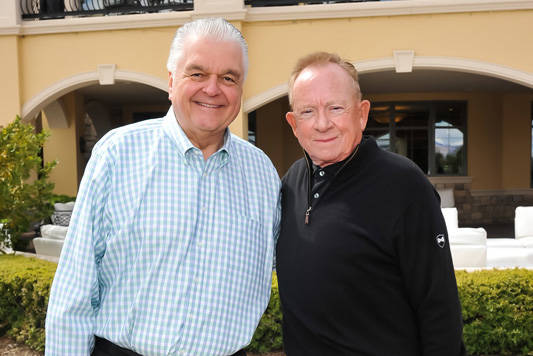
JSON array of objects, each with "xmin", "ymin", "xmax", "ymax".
[
  {"xmin": 0, "ymin": 255, "xmax": 56, "ymax": 351},
  {"xmin": 456, "ymin": 268, "xmax": 533, "ymax": 356},
  {"xmin": 1, "ymin": 254, "xmax": 531, "ymax": 355},
  {"xmin": 248, "ymin": 273, "xmax": 283, "ymax": 353}
]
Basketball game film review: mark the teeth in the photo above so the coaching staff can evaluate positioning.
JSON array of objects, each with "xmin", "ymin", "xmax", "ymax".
[{"xmin": 198, "ymin": 102, "xmax": 221, "ymax": 108}]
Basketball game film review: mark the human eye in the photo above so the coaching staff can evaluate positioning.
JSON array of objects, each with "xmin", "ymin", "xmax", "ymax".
[
  {"xmin": 298, "ymin": 108, "xmax": 315, "ymax": 120},
  {"xmin": 189, "ymin": 72, "xmax": 204, "ymax": 80},
  {"xmin": 329, "ymin": 105, "xmax": 345, "ymax": 115},
  {"xmin": 221, "ymin": 75, "xmax": 238, "ymax": 85}
]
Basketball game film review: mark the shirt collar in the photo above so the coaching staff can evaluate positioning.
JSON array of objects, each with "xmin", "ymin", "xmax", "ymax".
[{"xmin": 162, "ymin": 106, "xmax": 231, "ymax": 162}]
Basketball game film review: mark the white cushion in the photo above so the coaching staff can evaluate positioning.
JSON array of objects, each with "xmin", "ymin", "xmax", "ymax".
[
  {"xmin": 441, "ymin": 208, "xmax": 459, "ymax": 230},
  {"xmin": 40, "ymin": 224, "xmax": 68, "ymax": 240},
  {"xmin": 33, "ymin": 238, "xmax": 64, "ymax": 258},
  {"xmin": 519, "ymin": 237, "xmax": 533, "ymax": 248},
  {"xmin": 515, "ymin": 206, "xmax": 533, "ymax": 239},
  {"xmin": 450, "ymin": 245, "xmax": 487, "ymax": 268},
  {"xmin": 437, "ymin": 188, "xmax": 455, "ymax": 208},
  {"xmin": 487, "ymin": 247, "xmax": 533, "ymax": 268},
  {"xmin": 54, "ymin": 201, "xmax": 75, "ymax": 212},
  {"xmin": 448, "ymin": 227, "xmax": 487, "ymax": 245},
  {"xmin": 487, "ymin": 237, "xmax": 533, "ymax": 248}
]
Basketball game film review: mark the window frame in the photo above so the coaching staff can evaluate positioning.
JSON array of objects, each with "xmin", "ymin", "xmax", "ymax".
[{"xmin": 365, "ymin": 100, "xmax": 467, "ymax": 176}]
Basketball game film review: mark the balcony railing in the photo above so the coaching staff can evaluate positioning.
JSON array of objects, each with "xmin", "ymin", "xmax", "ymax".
[
  {"xmin": 244, "ymin": 0, "xmax": 381, "ymax": 6},
  {"xmin": 21, "ymin": 0, "xmax": 193, "ymax": 20}
]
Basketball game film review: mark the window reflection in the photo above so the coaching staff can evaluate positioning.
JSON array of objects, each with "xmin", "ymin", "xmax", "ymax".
[
  {"xmin": 366, "ymin": 101, "xmax": 466, "ymax": 176},
  {"xmin": 435, "ymin": 125, "xmax": 464, "ymax": 174}
]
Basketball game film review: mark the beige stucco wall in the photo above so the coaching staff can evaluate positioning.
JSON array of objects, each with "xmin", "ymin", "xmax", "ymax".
[
  {"xmin": 43, "ymin": 92, "xmax": 81, "ymax": 197},
  {"xmin": 2, "ymin": 6, "xmax": 532, "ymax": 194},
  {"xmin": 255, "ymin": 96, "xmax": 300, "ymax": 177},
  {"xmin": 242, "ymin": 10, "xmax": 533, "ymax": 100},
  {"xmin": 0, "ymin": 36, "xmax": 21, "ymax": 127},
  {"xmin": 19, "ymin": 28, "xmax": 173, "ymax": 104},
  {"xmin": 501, "ymin": 93, "xmax": 533, "ymax": 189}
]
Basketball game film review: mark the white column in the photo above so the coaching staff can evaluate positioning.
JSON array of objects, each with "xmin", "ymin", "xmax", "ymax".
[
  {"xmin": 0, "ymin": 0, "xmax": 21, "ymax": 30},
  {"xmin": 194, "ymin": 0, "xmax": 246, "ymax": 19}
]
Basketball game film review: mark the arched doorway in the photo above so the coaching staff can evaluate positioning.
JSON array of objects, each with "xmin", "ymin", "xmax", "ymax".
[
  {"xmin": 22, "ymin": 71, "xmax": 169, "ymax": 196},
  {"xmin": 246, "ymin": 59, "xmax": 533, "ymax": 230}
]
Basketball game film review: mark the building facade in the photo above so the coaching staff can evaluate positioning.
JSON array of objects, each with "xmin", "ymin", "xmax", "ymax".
[{"xmin": 1, "ymin": 0, "xmax": 533, "ymax": 228}]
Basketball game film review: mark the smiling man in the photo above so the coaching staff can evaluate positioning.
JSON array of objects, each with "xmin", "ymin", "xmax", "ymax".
[
  {"xmin": 45, "ymin": 18, "xmax": 281, "ymax": 356},
  {"xmin": 276, "ymin": 52, "xmax": 466, "ymax": 356}
]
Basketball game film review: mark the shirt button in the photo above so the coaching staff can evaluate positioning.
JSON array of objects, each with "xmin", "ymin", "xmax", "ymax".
[
  {"xmin": 319, "ymin": 170, "xmax": 325, "ymax": 177},
  {"xmin": 314, "ymin": 193, "xmax": 320, "ymax": 199}
]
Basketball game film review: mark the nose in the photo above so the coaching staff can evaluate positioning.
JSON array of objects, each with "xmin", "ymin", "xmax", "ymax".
[
  {"xmin": 313, "ymin": 109, "xmax": 333, "ymax": 132},
  {"xmin": 203, "ymin": 75, "xmax": 221, "ymax": 96}
]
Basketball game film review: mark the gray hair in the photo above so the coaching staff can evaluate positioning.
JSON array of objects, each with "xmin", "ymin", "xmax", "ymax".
[{"xmin": 166, "ymin": 18, "xmax": 248, "ymax": 80}]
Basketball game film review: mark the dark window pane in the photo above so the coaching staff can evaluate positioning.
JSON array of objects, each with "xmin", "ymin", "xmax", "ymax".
[
  {"xmin": 435, "ymin": 127, "xmax": 464, "ymax": 174},
  {"xmin": 396, "ymin": 128, "xmax": 428, "ymax": 173},
  {"xmin": 366, "ymin": 130, "xmax": 390, "ymax": 151},
  {"xmin": 435, "ymin": 103, "xmax": 465, "ymax": 127},
  {"xmin": 368, "ymin": 104, "xmax": 391, "ymax": 130},
  {"xmin": 395, "ymin": 107, "xmax": 429, "ymax": 128},
  {"xmin": 248, "ymin": 110, "xmax": 257, "ymax": 146}
]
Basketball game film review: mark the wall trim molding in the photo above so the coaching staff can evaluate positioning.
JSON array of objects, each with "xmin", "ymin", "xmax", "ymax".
[
  {"xmin": 244, "ymin": 83, "xmax": 288, "ymax": 114},
  {"xmin": 244, "ymin": 0, "xmax": 533, "ymax": 22},
  {"xmin": 244, "ymin": 56, "xmax": 533, "ymax": 113},
  {"xmin": 22, "ymin": 70, "xmax": 167, "ymax": 122},
  {"xmin": 2, "ymin": 0, "xmax": 533, "ymax": 35}
]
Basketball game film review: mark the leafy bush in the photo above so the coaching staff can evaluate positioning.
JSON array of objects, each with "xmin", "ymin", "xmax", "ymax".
[
  {"xmin": 248, "ymin": 273, "xmax": 283, "ymax": 353},
  {"xmin": 0, "ymin": 117, "xmax": 56, "ymax": 252},
  {"xmin": 0, "ymin": 255, "xmax": 57, "ymax": 351},
  {"xmin": 456, "ymin": 268, "xmax": 533, "ymax": 356},
  {"xmin": 1, "ymin": 256, "xmax": 531, "ymax": 355}
]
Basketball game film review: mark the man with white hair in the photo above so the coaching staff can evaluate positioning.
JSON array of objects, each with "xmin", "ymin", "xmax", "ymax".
[{"xmin": 46, "ymin": 18, "xmax": 281, "ymax": 356}]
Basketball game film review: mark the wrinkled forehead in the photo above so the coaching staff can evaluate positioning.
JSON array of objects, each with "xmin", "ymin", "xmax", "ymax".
[
  {"xmin": 293, "ymin": 64, "xmax": 360, "ymax": 104},
  {"xmin": 180, "ymin": 35, "xmax": 245, "ymax": 77}
]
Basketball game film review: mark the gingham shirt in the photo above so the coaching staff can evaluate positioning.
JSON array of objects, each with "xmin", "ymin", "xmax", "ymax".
[{"xmin": 45, "ymin": 108, "xmax": 281, "ymax": 356}]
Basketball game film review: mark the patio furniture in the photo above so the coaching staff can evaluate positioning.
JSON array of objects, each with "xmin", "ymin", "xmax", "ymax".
[
  {"xmin": 441, "ymin": 207, "xmax": 487, "ymax": 268},
  {"xmin": 486, "ymin": 206, "xmax": 533, "ymax": 267},
  {"xmin": 32, "ymin": 202, "xmax": 74, "ymax": 258},
  {"xmin": 33, "ymin": 224, "xmax": 68, "ymax": 258}
]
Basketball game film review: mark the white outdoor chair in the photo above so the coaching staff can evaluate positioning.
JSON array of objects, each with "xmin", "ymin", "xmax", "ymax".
[
  {"xmin": 486, "ymin": 206, "xmax": 533, "ymax": 267},
  {"xmin": 441, "ymin": 207, "xmax": 487, "ymax": 268}
]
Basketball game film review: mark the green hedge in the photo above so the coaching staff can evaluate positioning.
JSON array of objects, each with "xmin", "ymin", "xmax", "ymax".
[
  {"xmin": 0, "ymin": 255, "xmax": 56, "ymax": 352},
  {"xmin": 456, "ymin": 269, "xmax": 533, "ymax": 356},
  {"xmin": 1, "ymin": 255, "xmax": 532, "ymax": 355}
]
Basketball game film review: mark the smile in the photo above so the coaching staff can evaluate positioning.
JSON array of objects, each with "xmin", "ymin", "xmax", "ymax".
[
  {"xmin": 195, "ymin": 102, "xmax": 223, "ymax": 109},
  {"xmin": 315, "ymin": 137, "xmax": 337, "ymax": 143}
]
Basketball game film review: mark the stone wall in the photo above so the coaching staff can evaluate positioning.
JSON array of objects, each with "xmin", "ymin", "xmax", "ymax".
[{"xmin": 433, "ymin": 181, "xmax": 533, "ymax": 226}]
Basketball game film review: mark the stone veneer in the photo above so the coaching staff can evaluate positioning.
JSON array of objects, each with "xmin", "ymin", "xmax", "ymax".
[{"xmin": 432, "ymin": 179, "xmax": 533, "ymax": 227}]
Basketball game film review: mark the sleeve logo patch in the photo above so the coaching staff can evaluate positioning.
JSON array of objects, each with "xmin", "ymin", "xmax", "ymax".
[{"xmin": 436, "ymin": 234, "xmax": 446, "ymax": 248}]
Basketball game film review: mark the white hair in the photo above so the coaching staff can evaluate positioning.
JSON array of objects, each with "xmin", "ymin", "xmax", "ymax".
[{"xmin": 166, "ymin": 17, "xmax": 248, "ymax": 80}]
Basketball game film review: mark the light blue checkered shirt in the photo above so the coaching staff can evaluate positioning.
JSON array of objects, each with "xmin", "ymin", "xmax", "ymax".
[{"xmin": 45, "ymin": 108, "xmax": 281, "ymax": 356}]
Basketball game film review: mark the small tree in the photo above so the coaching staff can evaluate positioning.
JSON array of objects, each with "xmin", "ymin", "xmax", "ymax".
[{"xmin": 0, "ymin": 116, "xmax": 56, "ymax": 253}]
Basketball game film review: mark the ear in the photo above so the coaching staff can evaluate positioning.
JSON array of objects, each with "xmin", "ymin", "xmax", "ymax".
[
  {"xmin": 286, "ymin": 111, "xmax": 298, "ymax": 136},
  {"xmin": 168, "ymin": 72, "xmax": 174, "ymax": 101},
  {"xmin": 359, "ymin": 100, "xmax": 371, "ymax": 131}
]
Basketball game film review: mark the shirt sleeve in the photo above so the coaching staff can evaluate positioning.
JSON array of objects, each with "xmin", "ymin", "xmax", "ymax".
[
  {"xmin": 395, "ymin": 183, "xmax": 466, "ymax": 356},
  {"xmin": 272, "ymin": 188, "xmax": 282, "ymax": 271},
  {"xmin": 45, "ymin": 142, "xmax": 112, "ymax": 356}
]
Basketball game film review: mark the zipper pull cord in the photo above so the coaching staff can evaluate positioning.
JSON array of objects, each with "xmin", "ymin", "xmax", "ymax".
[{"xmin": 305, "ymin": 206, "xmax": 312, "ymax": 225}]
